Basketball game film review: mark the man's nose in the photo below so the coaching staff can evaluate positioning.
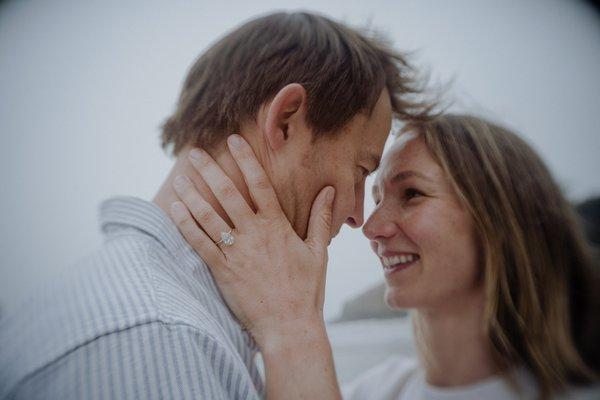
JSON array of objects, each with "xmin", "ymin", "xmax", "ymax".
[
  {"xmin": 345, "ymin": 215, "xmax": 363, "ymax": 228},
  {"xmin": 345, "ymin": 197, "xmax": 365, "ymax": 228}
]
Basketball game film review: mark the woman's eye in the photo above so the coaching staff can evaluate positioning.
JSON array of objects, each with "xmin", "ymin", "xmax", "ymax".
[{"xmin": 404, "ymin": 188, "xmax": 423, "ymax": 201}]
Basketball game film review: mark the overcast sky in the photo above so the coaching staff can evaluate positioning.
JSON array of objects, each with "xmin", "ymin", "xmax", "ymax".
[{"xmin": 1, "ymin": 0, "xmax": 599, "ymax": 320}]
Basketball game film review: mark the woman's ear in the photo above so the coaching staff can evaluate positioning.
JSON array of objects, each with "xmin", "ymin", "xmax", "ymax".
[{"xmin": 263, "ymin": 83, "xmax": 307, "ymax": 151}]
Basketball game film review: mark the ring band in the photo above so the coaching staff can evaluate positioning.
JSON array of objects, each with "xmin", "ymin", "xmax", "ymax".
[{"xmin": 215, "ymin": 229, "xmax": 235, "ymax": 247}]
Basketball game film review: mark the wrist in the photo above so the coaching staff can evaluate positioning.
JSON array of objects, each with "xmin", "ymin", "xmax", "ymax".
[
  {"xmin": 254, "ymin": 314, "xmax": 329, "ymax": 354},
  {"xmin": 257, "ymin": 315, "xmax": 341, "ymax": 400}
]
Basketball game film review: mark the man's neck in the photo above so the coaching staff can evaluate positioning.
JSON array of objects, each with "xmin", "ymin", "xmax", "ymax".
[
  {"xmin": 413, "ymin": 290, "xmax": 499, "ymax": 387},
  {"xmin": 153, "ymin": 145, "xmax": 254, "ymax": 228}
]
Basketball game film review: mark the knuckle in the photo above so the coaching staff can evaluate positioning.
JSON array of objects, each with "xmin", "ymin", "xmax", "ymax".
[
  {"xmin": 251, "ymin": 176, "xmax": 270, "ymax": 191},
  {"xmin": 262, "ymin": 198, "xmax": 279, "ymax": 213},
  {"xmin": 174, "ymin": 212, "xmax": 190, "ymax": 226},
  {"xmin": 194, "ymin": 205, "xmax": 214, "ymax": 224},
  {"xmin": 193, "ymin": 153, "xmax": 210, "ymax": 167},
  {"xmin": 217, "ymin": 184, "xmax": 237, "ymax": 200},
  {"xmin": 252, "ymin": 234, "xmax": 269, "ymax": 250}
]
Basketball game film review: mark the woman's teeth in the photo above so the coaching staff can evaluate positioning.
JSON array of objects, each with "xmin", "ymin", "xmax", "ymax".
[{"xmin": 382, "ymin": 254, "xmax": 418, "ymax": 269}]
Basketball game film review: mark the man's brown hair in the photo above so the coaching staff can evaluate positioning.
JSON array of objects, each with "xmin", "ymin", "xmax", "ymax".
[{"xmin": 161, "ymin": 12, "xmax": 433, "ymax": 155}]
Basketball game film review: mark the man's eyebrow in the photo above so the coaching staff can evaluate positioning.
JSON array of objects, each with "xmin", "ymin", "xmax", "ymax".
[{"xmin": 391, "ymin": 170, "xmax": 433, "ymax": 183}]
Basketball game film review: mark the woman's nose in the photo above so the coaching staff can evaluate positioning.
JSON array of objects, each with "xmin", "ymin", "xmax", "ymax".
[{"xmin": 362, "ymin": 207, "xmax": 397, "ymax": 240}]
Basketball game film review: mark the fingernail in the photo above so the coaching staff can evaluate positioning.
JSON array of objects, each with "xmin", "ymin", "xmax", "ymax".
[
  {"xmin": 189, "ymin": 148, "xmax": 203, "ymax": 160},
  {"xmin": 326, "ymin": 186, "xmax": 335, "ymax": 203},
  {"xmin": 174, "ymin": 175, "xmax": 190, "ymax": 187},
  {"xmin": 228, "ymin": 134, "xmax": 242, "ymax": 147}
]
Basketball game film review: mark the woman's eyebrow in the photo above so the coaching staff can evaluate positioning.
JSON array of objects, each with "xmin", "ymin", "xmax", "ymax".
[{"xmin": 391, "ymin": 170, "xmax": 433, "ymax": 183}]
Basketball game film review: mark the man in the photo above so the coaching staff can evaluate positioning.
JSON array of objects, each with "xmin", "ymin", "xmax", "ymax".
[{"xmin": 0, "ymin": 12, "xmax": 430, "ymax": 399}]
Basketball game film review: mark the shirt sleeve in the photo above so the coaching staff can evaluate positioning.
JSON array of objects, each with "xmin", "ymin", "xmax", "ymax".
[{"xmin": 11, "ymin": 322, "xmax": 260, "ymax": 400}]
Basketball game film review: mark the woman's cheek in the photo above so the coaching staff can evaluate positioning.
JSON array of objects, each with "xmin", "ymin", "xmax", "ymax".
[
  {"xmin": 424, "ymin": 203, "xmax": 479, "ymax": 293},
  {"xmin": 370, "ymin": 240, "xmax": 378, "ymax": 254},
  {"xmin": 403, "ymin": 204, "xmax": 441, "ymax": 249},
  {"xmin": 405, "ymin": 203, "xmax": 460, "ymax": 279}
]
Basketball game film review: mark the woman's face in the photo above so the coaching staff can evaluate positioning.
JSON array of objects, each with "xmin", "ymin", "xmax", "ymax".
[{"xmin": 362, "ymin": 133, "xmax": 480, "ymax": 310}]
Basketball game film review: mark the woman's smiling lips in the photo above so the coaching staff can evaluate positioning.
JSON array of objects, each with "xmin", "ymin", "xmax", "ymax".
[{"xmin": 379, "ymin": 251, "xmax": 420, "ymax": 274}]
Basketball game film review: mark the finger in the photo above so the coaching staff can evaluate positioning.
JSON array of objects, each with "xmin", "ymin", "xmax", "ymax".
[
  {"xmin": 170, "ymin": 201, "xmax": 225, "ymax": 268},
  {"xmin": 188, "ymin": 148, "xmax": 254, "ymax": 228},
  {"xmin": 226, "ymin": 134, "xmax": 283, "ymax": 218},
  {"xmin": 172, "ymin": 174, "xmax": 232, "ymax": 243},
  {"xmin": 305, "ymin": 186, "xmax": 335, "ymax": 256}
]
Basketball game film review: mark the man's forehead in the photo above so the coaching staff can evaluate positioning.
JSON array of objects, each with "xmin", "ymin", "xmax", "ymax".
[{"xmin": 353, "ymin": 89, "xmax": 392, "ymax": 164}]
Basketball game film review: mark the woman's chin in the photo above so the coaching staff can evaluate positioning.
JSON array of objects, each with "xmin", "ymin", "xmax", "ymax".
[{"xmin": 384, "ymin": 286, "xmax": 416, "ymax": 310}]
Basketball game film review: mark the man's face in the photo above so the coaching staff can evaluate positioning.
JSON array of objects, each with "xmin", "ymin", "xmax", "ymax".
[{"xmin": 272, "ymin": 89, "xmax": 392, "ymax": 239}]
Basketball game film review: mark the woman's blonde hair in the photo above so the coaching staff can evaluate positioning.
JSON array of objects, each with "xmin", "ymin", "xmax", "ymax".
[{"xmin": 403, "ymin": 114, "xmax": 599, "ymax": 398}]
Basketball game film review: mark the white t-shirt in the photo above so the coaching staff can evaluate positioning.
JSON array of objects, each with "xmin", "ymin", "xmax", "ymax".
[{"xmin": 342, "ymin": 356, "xmax": 600, "ymax": 400}]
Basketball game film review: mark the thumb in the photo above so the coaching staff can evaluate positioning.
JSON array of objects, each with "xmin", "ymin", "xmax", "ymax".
[{"xmin": 305, "ymin": 186, "xmax": 335, "ymax": 254}]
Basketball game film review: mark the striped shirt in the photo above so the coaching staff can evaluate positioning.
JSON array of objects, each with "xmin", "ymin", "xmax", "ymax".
[{"xmin": 0, "ymin": 196, "xmax": 264, "ymax": 399}]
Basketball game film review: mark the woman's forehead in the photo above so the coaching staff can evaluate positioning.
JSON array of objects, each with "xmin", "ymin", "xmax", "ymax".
[
  {"xmin": 374, "ymin": 132, "xmax": 441, "ymax": 191},
  {"xmin": 394, "ymin": 130, "xmax": 419, "ymax": 150},
  {"xmin": 380, "ymin": 131, "xmax": 422, "ymax": 173}
]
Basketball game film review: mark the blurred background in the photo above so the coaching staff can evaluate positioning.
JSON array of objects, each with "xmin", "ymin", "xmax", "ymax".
[{"xmin": 1, "ymin": 0, "xmax": 599, "ymax": 381}]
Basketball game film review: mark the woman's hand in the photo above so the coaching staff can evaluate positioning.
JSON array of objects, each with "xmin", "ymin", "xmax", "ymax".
[
  {"xmin": 169, "ymin": 134, "xmax": 335, "ymax": 348},
  {"xmin": 170, "ymin": 134, "xmax": 341, "ymax": 399}
]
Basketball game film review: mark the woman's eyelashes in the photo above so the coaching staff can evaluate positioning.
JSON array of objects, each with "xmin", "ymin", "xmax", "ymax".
[
  {"xmin": 371, "ymin": 186, "xmax": 424, "ymax": 206},
  {"xmin": 403, "ymin": 187, "xmax": 424, "ymax": 202}
]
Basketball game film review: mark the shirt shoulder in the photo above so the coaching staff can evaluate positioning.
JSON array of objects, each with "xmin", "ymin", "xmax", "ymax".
[
  {"xmin": 342, "ymin": 356, "xmax": 418, "ymax": 400},
  {"xmin": 0, "ymin": 231, "xmax": 230, "ymax": 398}
]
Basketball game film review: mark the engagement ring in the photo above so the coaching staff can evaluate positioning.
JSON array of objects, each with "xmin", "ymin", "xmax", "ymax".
[{"xmin": 215, "ymin": 230, "xmax": 235, "ymax": 247}]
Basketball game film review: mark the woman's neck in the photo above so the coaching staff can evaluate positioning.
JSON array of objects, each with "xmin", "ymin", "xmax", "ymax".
[{"xmin": 414, "ymin": 290, "xmax": 499, "ymax": 387}]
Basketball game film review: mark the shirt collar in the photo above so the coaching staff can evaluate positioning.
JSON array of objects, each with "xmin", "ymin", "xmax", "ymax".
[
  {"xmin": 98, "ymin": 196, "xmax": 260, "ymax": 354},
  {"xmin": 99, "ymin": 196, "xmax": 192, "ymax": 258}
]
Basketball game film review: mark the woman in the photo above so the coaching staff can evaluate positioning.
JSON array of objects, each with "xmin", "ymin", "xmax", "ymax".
[{"xmin": 170, "ymin": 114, "xmax": 599, "ymax": 399}]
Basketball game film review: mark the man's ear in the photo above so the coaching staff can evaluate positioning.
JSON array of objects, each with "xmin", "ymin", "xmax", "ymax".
[{"xmin": 263, "ymin": 83, "xmax": 307, "ymax": 151}]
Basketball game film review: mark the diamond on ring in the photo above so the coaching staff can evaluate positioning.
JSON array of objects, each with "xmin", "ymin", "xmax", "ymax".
[{"xmin": 216, "ymin": 230, "xmax": 235, "ymax": 246}]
